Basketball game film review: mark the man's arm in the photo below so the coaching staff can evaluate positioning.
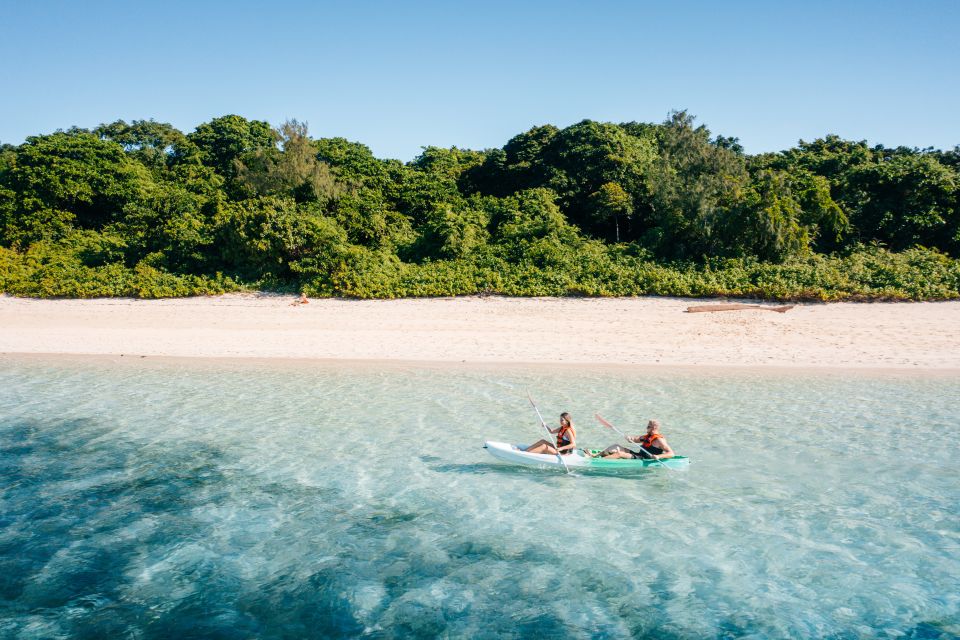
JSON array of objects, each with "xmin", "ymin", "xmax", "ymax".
[{"xmin": 652, "ymin": 437, "xmax": 674, "ymax": 459}]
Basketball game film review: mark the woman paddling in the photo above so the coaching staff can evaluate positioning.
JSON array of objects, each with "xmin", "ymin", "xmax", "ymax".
[
  {"xmin": 585, "ymin": 419, "xmax": 674, "ymax": 460},
  {"xmin": 523, "ymin": 412, "xmax": 577, "ymax": 455}
]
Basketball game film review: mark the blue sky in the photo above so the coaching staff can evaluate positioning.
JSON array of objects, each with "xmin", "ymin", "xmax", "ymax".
[{"xmin": 2, "ymin": 0, "xmax": 958, "ymax": 160}]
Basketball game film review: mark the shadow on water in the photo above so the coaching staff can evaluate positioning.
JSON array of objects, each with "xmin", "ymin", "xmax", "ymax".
[
  {"xmin": 426, "ymin": 460, "xmax": 562, "ymax": 476},
  {"xmin": 2, "ymin": 416, "xmax": 592, "ymax": 638},
  {"xmin": 0, "ymin": 417, "xmax": 266, "ymax": 637}
]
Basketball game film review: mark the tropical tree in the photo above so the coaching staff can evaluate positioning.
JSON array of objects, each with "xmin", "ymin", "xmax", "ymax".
[
  {"xmin": 95, "ymin": 119, "xmax": 194, "ymax": 172},
  {"xmin": 188, "ymin": 115, "xmax": 277, "ymax": 184},
  {"xmin": 215, "ymin": 196, "xmax": 349, "ymax": 282},
  {"xmin": 586, "ymin": 182, "xmax": 633, "ymax": 242},
  {"xmin": 235, "ymin": 120, "xmax": 342, "ymax": 203},
  {"xmin": 641, "ymin": 111, "xmax": 748, "ymax": 258},
  {"xmin": 845, "ymin": 152, "xmax": 957, "ymax": 250},
  {"xmin": 715, "ymin": 170, "xmax": 809, "ymax": 261},
  {"xmin": 0, "ymin": 132, "xmax": 152, "ymax": 245}
]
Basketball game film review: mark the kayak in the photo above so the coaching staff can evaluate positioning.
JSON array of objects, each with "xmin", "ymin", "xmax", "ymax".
[{"xmin": 483, "ymin": 441, "xmax": 690, "ymax": 472}]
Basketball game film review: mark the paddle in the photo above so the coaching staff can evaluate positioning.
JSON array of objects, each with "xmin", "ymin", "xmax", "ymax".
[
  {"xmin": 527, "ymin": 392, "xmax": 570, "ymax": 473},
  {"xmin": 594, "ymin": 413, "xmax": 672, "ymax": 471}
]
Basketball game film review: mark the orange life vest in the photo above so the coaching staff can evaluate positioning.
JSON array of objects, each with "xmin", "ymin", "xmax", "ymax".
[
  {"xmin": 640, "ymin": 432, "xmax": 665, "ymax": 451},
  {"xmin": 556, "ymin": 424, "xmax": 574, "ymax": 447}
]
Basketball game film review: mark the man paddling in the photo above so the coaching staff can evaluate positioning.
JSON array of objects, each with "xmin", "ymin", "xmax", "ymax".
[{"xmin": 584, "ymin": 419, "xmax": 674, "ymax": 460}]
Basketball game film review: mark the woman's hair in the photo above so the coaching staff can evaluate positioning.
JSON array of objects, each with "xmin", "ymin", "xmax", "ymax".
[
  {"xmin": 647, "ymin": 419, "xmax": 661, "ymax": 430},
  {"xmin": 560, "ymin": 412, "xmax": 572, "ymax": 425}
]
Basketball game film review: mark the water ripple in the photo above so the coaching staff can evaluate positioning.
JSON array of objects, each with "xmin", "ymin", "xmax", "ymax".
[{"xmin": 0, "ymin": 358, "xmax": 958, "ymax": 638}]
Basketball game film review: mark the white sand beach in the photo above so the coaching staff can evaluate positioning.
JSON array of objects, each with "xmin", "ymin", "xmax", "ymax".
[{"xmin": 1, "ymin": 294, "xmax": 959, "ymax": 370}]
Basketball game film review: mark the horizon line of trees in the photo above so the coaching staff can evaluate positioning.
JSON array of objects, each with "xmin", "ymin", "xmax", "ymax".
[{"xmin": 1, "ymin": 112, "xmax": 958, "ymax": 299}]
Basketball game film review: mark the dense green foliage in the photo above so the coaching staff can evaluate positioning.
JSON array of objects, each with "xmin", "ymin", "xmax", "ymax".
[{"xmin": 1, "ymin": 113, "xmax": 958, "ymax": 299}]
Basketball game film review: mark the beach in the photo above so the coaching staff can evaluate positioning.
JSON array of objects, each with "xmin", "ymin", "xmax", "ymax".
[{"xmin": 2, "ymin": 293, "xmax": 958, "ymax": 370}]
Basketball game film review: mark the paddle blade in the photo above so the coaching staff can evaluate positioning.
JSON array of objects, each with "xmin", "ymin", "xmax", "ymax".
[
  {"xmin": 595, "ymin": 413, "xmax": 629, "ymax": 440},
  {"xmin": 594, "ymin": 413, "xmax": 614, "ymax": 429}
]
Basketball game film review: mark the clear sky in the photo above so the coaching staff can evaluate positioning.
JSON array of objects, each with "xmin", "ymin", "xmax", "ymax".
[{"xmin": 2, "ymin": 0, "xmax": 958, "ymax": 160}]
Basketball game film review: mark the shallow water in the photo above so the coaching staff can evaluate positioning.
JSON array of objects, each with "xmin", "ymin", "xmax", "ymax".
[{"xmin": 1, "ymin": 357, "xmax": 958, "ymax": 639}]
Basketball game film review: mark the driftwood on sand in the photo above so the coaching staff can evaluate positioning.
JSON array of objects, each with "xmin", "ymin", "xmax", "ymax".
[{"xmin": 685, "ymin": 303, "xmax": 795, "ymax": 314}]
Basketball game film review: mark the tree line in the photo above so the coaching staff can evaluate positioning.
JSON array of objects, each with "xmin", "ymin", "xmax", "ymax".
[{"xmin": 1, "ymin": 112, "xmax": 958, "ymax": 299}]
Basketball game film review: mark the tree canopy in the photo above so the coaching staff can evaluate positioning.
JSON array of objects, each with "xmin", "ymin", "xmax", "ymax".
[{"xmin": 1, "ymin": 113, "xmax": 958, "ymax": 300}]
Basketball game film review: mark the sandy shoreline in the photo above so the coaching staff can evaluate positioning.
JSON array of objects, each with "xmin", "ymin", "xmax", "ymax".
[{"xmin": 2, "ymin": 294, "xmax": 959, "ymax": 371}]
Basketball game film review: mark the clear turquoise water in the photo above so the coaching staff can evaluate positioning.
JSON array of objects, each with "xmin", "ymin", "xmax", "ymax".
[{"xmin": 1, "ymin": 356, "xmax": 958, "ymax": 639}]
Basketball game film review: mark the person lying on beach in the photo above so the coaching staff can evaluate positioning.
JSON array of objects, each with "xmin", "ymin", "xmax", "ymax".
[
  {"xmin": 523, "ymin": 412, "xmax": 577, "ymax": 455},
  {"xmin": 584, "ymin": 419, "xmax": 674, "ymax": 460}
]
